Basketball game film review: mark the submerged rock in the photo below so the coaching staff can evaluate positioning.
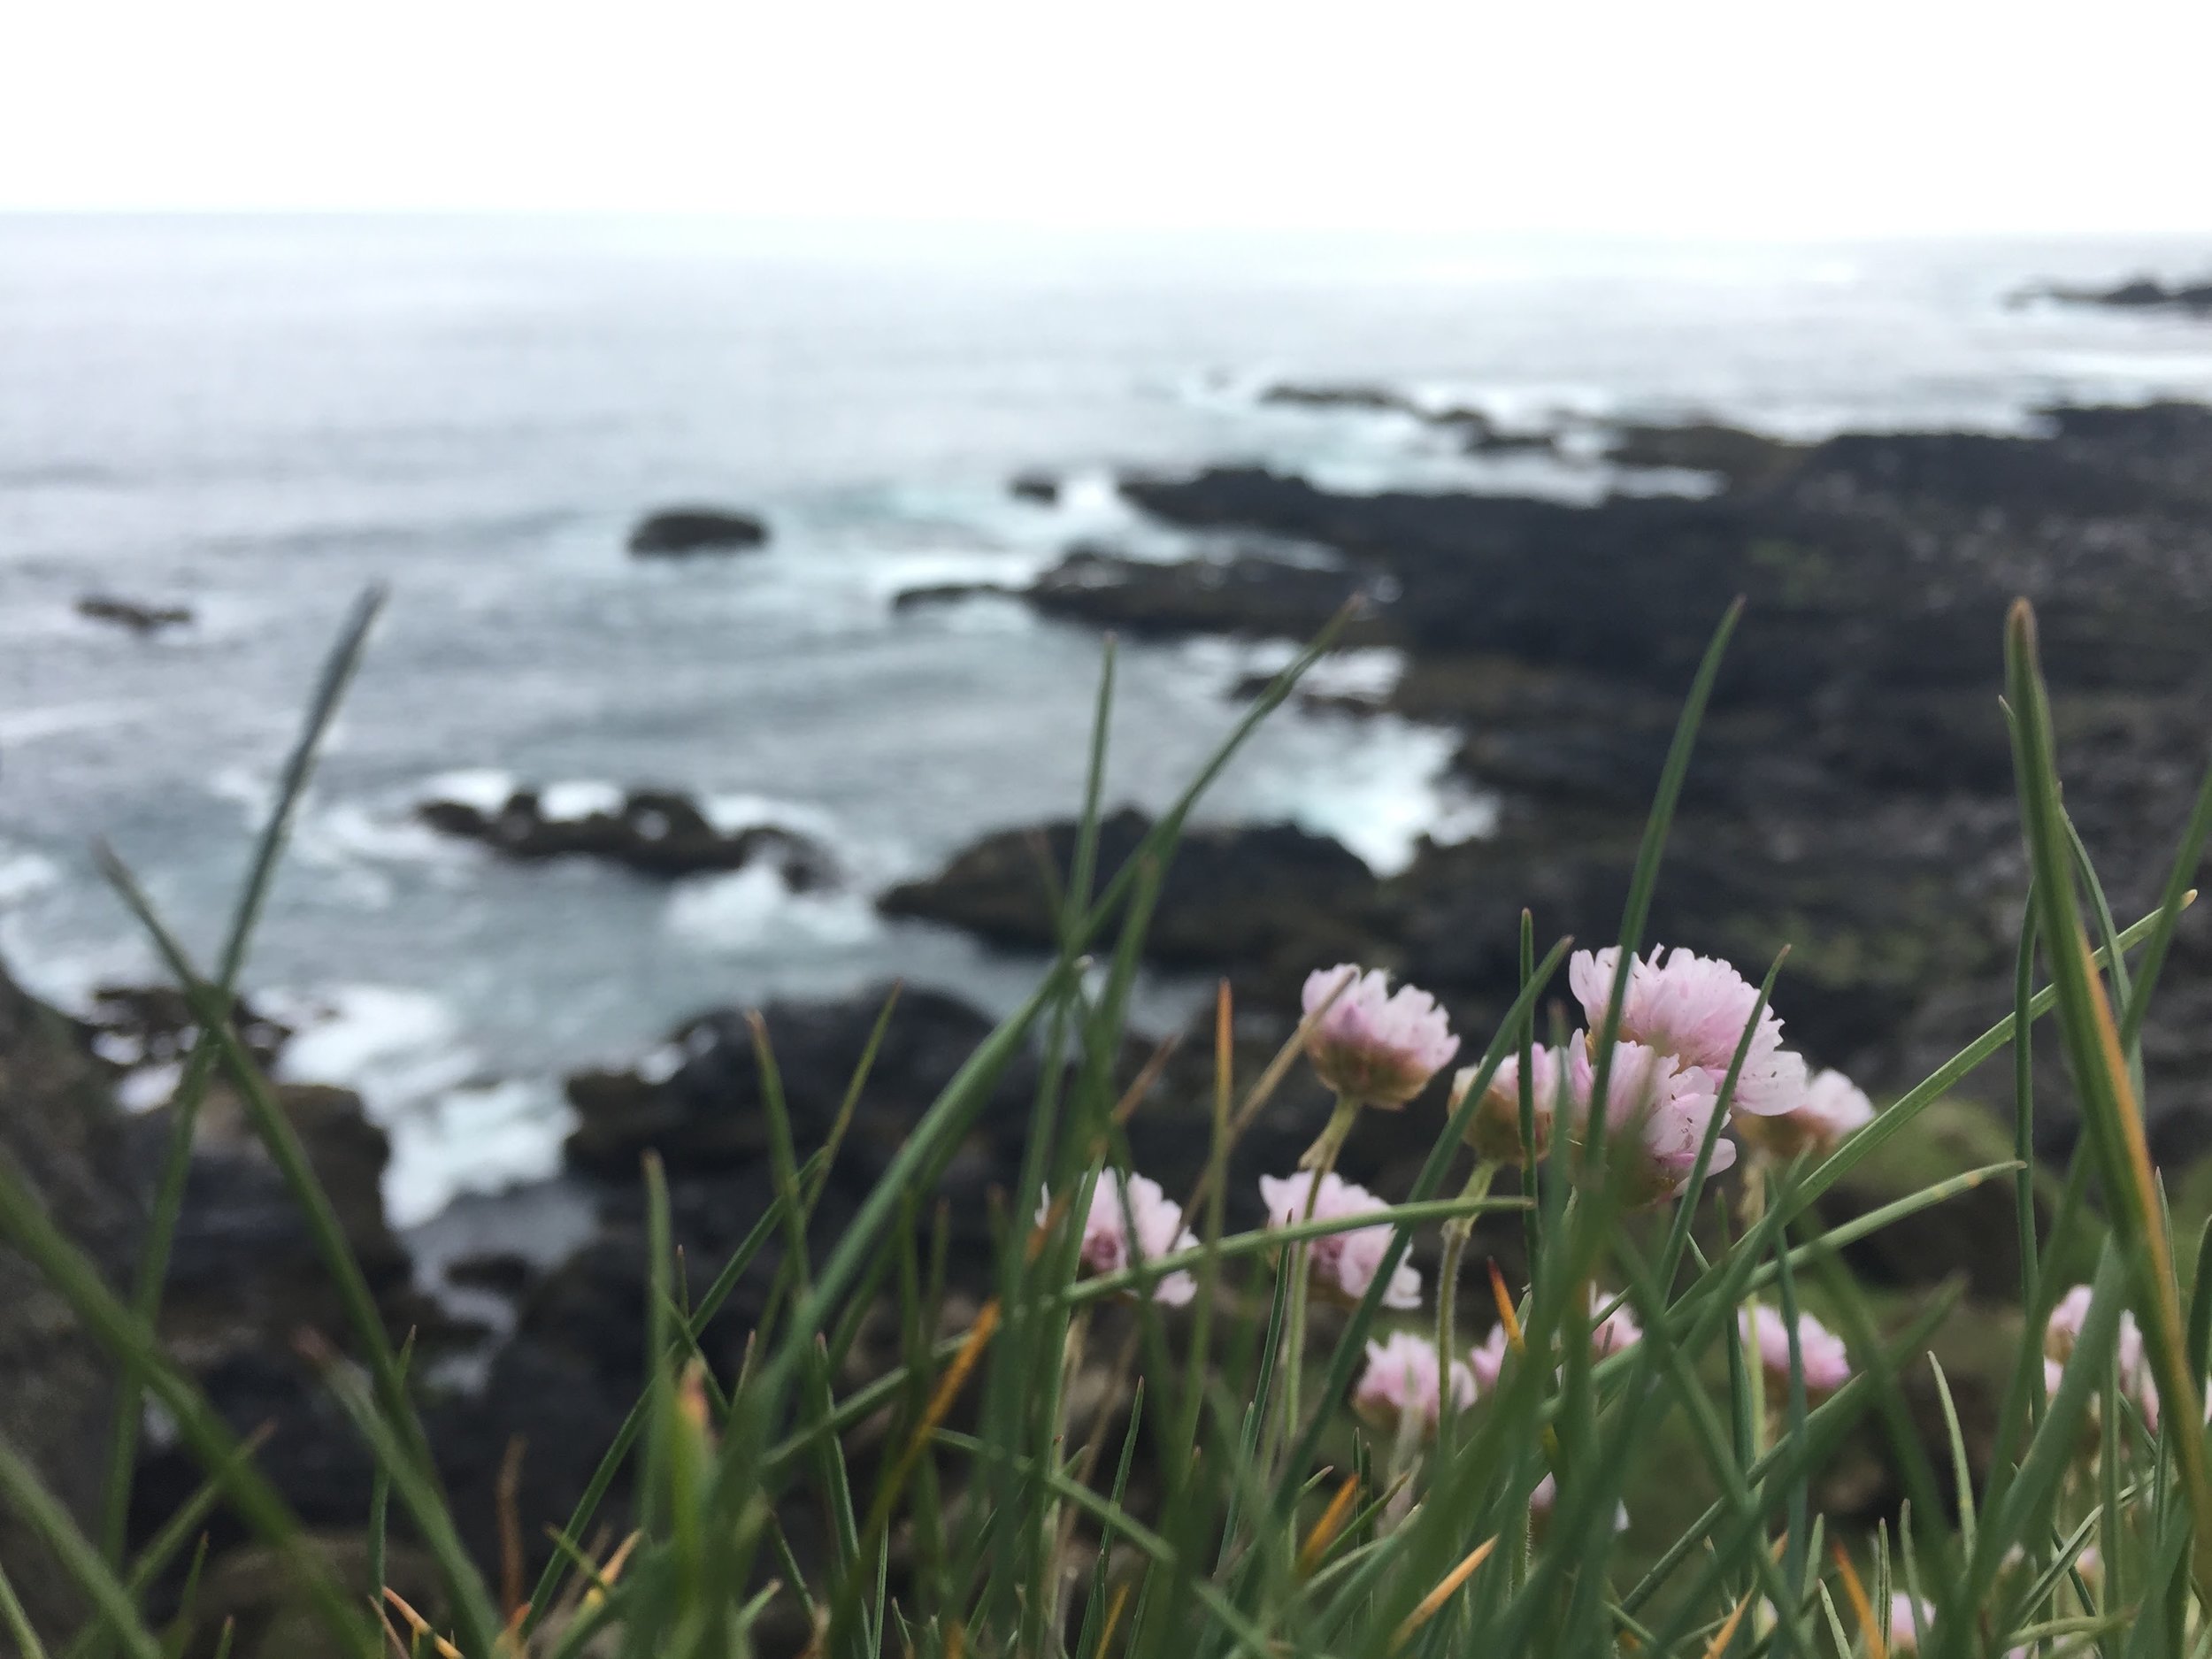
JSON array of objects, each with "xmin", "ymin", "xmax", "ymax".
[
  {"xmin": 77, "ymin": 594, "xmax": 193, "ymax": 634},
  {"xmin": 417, "ymin": 785, "xmax": 835, "ymax": 885},
  {"xmin": 626, "ymin": 505, "xmax": 769, "ymax": 557}
]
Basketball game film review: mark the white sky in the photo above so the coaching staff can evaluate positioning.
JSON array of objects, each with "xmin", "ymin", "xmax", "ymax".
[{"xmin": 4, "ymin": 0, "xmax": 2208, "ymax": 234}]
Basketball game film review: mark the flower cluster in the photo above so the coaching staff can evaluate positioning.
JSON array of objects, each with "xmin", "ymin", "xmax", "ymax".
[
  {"xmin": 1351, "ymin": 1332, "xmax": 1476, "ymax": 1433},
  {"xmin": 1301, "ymin": 964, "xmax": 1460, "ymax": 1108},
  {"xmin": 1038, "ymin": 1171, "xmax": 1200, "ymax": 1306},
  {"xmin": 2043, "ymin": 1281, "xmax": 2175, "ymax": 1428},
  {"xmin": 1740, "ymin": 1305, "xmax": 1853, "ymax": 1400},
  {"xmin": 1569, "ymin": 944, "xmax": 1808, "ymax": 1118},
  {"xmin": 1041, "ymin": 951, "xmax": 1866, "ymax": 1552},
  {"xmin": 1258, "ymin": 1171, "xmax": 1423, "ymax": 1309}
]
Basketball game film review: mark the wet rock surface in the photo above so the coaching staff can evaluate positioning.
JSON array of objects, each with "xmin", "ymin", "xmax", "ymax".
[{"xmin": 417, "ymin": 785, "xmax": 836, "ymax": 884}]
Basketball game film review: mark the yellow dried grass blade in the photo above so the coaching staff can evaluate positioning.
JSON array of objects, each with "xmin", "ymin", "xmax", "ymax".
[
  {"xmin": 1391, "ymin": 1535, "xmax": 1497, "ymax": 1647},
  {"xmin": 1831, "ymin": 1542, "xmax": 1884, "ymax": 1659},
  {"xmin": 1096, "ymin": 1581, "xmax": 1133, "ymax": 1655},
  {"xmin": 380, "ymin": 1587, "xmax": 462, "ymax": 1659},
  {"xmin": 1296, "ymin": 1474, "xmax": 1361, "ymax": 1578},
  {"xmin": 1702, "ymin": 1586, "xmax": 1757, "ymax": 1659}
]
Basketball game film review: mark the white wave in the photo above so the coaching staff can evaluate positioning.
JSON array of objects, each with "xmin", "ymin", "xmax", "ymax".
[
  {"xmin": 117, "ymin": 1062, "xmax": 183, "ymax": 1114},
  {"xmin": 664, "ymin": 862, "xmax": 882, "ymax": 953},
  {"xmin": 305, "ymin": 800, "xmax": 480, "ymax": 870},
  {"xmin": 380, "ymin": 1077, "xmax": 575, "ymax": 1229},
  {"xmin": 418, "ymin": 768, "xmax": 518, "ymax": 815},
  {"xmin": 539, "ymin": 780, "xmax": 624, "ymax": 821},
  {"xmin": 1237, "ymin": 714, "xmax": 1494, "ymax": 877},
  {"xmin": 273, "ymin": 982, "xmax": 464, "ymax": 1094},
  {"xmin": 0, "ymin": 700, "xmax": 145, "ymax": 745},
  {"xmin": 701, "ymin": 791, "xmax": 846, "ymax": 842},
  {"xmin": 0, "ymin": 848, "xmax": 61, "ymax": 908},
  {"xmin": 859, "ymin": 546, "xmax": 1048, "ymax": 603},
  {"xmin": 1176, "ymin": 639, "xmax": 1407, "ymax": 706}
]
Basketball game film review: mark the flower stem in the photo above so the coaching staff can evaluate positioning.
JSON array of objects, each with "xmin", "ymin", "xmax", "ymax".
[
  {"xmin": 1298, "ymin": 1093, "xmax": 1364, "ymax": 1172},
  {"xmin": 1281, "ymin": 1093, "xmax": 1361, "ymax": 1485},
  {"xmin": 1435, "ymin": 1160, "xmax": 1499, "ymax": 1426}
]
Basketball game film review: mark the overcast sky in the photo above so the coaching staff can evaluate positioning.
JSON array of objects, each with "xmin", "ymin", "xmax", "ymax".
[{"xmin": 4, "ymin": 0, "xmax": 2206, "ymax": 234}]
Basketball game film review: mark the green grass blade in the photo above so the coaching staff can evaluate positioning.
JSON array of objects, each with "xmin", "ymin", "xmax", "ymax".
[
  {"xmin": 0, "ymin": 1150, "xmax": 372, "ymax": 1655},
  {"xmin": 2006, "ymin": 598, "xmax": 2212, "ymax": 1600},
  {"xmin": 98, "ymin": 587, "xmax": 387, "ymax": 1583},
  {"xmin": 0, "ymin": 1431, "xmax": 164, "ymax": 1659}
]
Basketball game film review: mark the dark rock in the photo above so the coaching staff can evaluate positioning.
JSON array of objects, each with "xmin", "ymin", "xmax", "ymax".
[
  {"xmin": 0, "ymin": 956, "xmax": 142, "ymax": 1646},
  {"xmin": 179, "ymin": 1534, "xmax": 444, "ymax": 1659},
  {"xmin": 1603, "ymin": 422, "xmax": 1805, "ymax": 488},
  {"xmin": 565, "ymin": 984, "xmax": 1037, "ymax": 1185},
  {"xmin": 626, "ymin": 506, "xmax": 769, "ymax": 557},
  {"xmin": 77, "ymin": 594, "xmax": 193, "ymax": 634},
  {"xmin": 1010, "ymin": 470, "xmax": 1060, "ymax": 504},
  {"xmin": 1023, "ymin": 545, "xmax": 1385, "ymax": 644},
  {"xmin": 879, "ymin": 807, "xmax": 1384, "ymax": 992},
  {"xmin": 1258, "ymin": 381, "xmax": 1417, "ymax": 414},
  {"xmin": 444, "ymin": 1251, "xmax": 536, "ymax": 1298},
  {"xmin": 73, "ymin": 983, "xmax": 293, "ymax": 1077},
  {"xmin": 893, "ymin": 580, "xmax": 1020, "ymax": 611},
  {"xmin": 2024, "ymin": 274, "xmax": 2212, "ymax": 315},
  {"xmin": 416, "ymin": 785, "xmax": 834, "ymax": 885}
]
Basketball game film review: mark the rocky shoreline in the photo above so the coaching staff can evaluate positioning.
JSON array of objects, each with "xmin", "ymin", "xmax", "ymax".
[{"xmin": 12, "ymin": 395, "xmax": 2212, "ymax": 1649}]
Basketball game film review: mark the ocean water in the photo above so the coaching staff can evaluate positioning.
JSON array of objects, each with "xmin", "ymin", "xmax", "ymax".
[{"xmin": 5, "ymin": 215, "xmax": 2212, "ymax": 1223}]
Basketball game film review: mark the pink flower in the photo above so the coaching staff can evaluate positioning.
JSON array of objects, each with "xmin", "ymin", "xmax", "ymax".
[
  {"xmin": 1351, "ymin": 1332, "xmax": 1475, "ymax": 1436},
  {"xmin": 1258, "ymin": 1171, "xmax": 1422, "ymax": 1310},
  {"xmin": 1038, "ymin": 1170, "xmax": 1199, "ymax": 1306},
  {"xmin": 1887, "ymin": 1594, "xmax": 1934, "ymax": 1652},
  {"xmin": 1453, "ymin": 1042, "xmax": 1563, "ymax": 1162},
  {"xmin": 1567, "ymin": 1037, "xmax": 1736, "ymax": 1206},
  {"xmin": 1302, "ymin": 965, "xmax": 1459, "ymax": 1109},
  {"xmin": 2044, "ymin": 1283, "xmax": 2158, "ymax": 1425},
  {"xmin": 1468, "ymin": 1324, "xmax": 1511, "ymax": 1391},
  {"xmin": 1589, "ymin": 1288, "xmax": 1642, "ymax": 1360},
  {"xmin": 1736, "ymin": 1066, "xmax": 1875, "ymax": 1160},
  {"xmin": 1739, "ymin": 1305, "xmax": 1852, "ymax": 1399},
  {"xmin": 1568, "ymin": 945, "xmax": 1807, "ymax": 1117}
]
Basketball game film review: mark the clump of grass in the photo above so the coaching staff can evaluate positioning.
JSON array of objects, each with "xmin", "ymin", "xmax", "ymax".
[{"xmin": 0, "ymin": 593, "xmax": 2208, "ymax": 1659}]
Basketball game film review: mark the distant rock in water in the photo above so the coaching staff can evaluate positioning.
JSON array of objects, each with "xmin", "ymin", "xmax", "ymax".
[
  {"xmin": 76, "ymin": 594, "xmax": 192, "ymax": 634},
  {"xmin": 417, "ymin": 784, "xmax": 834, "ymax": 884},
  {"xmin": 2019, "ymin": 274, "xmax": 2212, "ymax": 315},
  {"xmin": 626, "ymin": 506, "xmax": 769, "ymax": 557},
  {"xmin": 1009, "ymin": 469, "xmax": 1060, "ymax": 504},
  {"xmin": 1260, "ymin": 380, "xmax": 1418, "ymax": 414},
  {"xmin": 892, "ymin": 580, "xmax": 1021, "ymax": 611},
  {"xmin": 1259, "ymin": 380, "xmax": 1555, "ymax": 455},
  {"xmin": 880, "ymin": 806, "xmax": 1383, "ymax": 981}
]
